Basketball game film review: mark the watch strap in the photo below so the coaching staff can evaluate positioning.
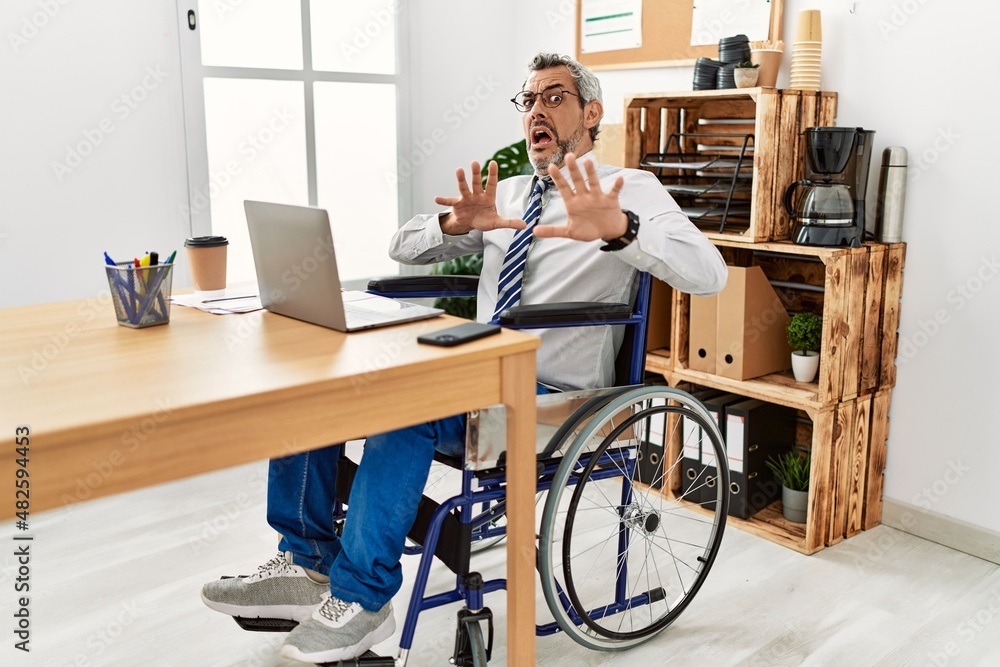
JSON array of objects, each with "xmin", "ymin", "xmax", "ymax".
[{"xmin": 600, "ymin": 209, "xmax": 640, "ymax": 252}]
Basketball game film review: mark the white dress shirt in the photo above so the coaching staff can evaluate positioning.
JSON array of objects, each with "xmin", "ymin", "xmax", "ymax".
[{"xmin": 389, "ymin": 152, "xmax": 727, "ymax": 390}]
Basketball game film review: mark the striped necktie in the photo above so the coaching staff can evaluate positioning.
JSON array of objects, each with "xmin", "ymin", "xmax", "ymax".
[{"xmin": 492, "ymin": 177, "xmax": 549, "ymax": 322}]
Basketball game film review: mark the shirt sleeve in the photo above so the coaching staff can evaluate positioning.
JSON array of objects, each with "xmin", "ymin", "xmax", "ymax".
[
  {"xmin": 388, "ymin": 212, "xmax": 485, "ymax": 265},
  {"xmin": 608, "ymin": 169, "xmax": 729, "ymax": 296}
]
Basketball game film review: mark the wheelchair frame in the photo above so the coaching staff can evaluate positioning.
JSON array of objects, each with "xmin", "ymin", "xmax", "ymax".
[{"xmin": 231, "ymin": 272, "xmax": 731, "ymax": 667}]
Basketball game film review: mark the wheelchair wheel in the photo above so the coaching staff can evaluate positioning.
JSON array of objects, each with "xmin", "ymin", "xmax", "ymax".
[
  {"xmin": 464, "ymin": 619, "xmax": 488, "ymax": 666},
  {"xmin": 538, "ymin": 386, "xmax": 728, "ymax": 651}
]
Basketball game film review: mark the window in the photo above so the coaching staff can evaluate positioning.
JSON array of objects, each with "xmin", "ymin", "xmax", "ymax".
[{"xmin": 177, "ymin": 0, "xmax": 405, "ymax": 287}]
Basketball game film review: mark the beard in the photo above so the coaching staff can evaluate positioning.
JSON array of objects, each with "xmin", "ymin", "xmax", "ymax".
[{"xmin": 529, "ymin": 124, "xmax": 586, "ymax": 175}]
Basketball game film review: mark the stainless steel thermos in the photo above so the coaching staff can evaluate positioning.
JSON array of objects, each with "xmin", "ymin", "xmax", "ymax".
[{"xmin": 875, "ymin": 146, "xmax": 907, "ymax": 243}]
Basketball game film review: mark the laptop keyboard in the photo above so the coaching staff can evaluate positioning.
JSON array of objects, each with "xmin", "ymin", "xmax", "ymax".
[{"xmin": 344, "ymin": 304, "xmax": 394, "ymax": 326}]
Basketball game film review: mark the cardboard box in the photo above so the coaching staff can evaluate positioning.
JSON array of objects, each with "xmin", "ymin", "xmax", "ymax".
[
  {"xmin": 688, "ymin": 293, "xmax": 718, "ymax": 373},
  {"xmin": 716, "ymin": 266, "xmax": 791, "ymax": 380}
]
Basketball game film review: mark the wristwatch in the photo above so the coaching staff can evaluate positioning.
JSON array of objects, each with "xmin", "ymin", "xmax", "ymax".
[{"xmin": 600, "ymin": 209, "xmax": 640, "ymax": 252}]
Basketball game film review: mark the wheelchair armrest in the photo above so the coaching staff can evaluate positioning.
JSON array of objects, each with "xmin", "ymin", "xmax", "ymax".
[
  {"xmin": 366, "ymin": 275, "xmax": 479, "ymax": 298},
  {"xmin": 498, "ymin": 301, "xmax": 633, "ymax": 326}
]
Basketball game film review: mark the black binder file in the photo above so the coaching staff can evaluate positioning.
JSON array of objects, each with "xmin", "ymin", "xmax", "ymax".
[
  {"xmin": 724, "ymin": 399, "xmax": 797, "ymax": 519},
  {"xmin": 680, "ymin": 389, "xmax": 723, "ymax": 502},
  {"xmin": 698, "ymin": 393, "xmax": 745, "ymax": 510},
  {"xmin": 636, "ymin": 394, "xmax": 668, "ymax": 489}
]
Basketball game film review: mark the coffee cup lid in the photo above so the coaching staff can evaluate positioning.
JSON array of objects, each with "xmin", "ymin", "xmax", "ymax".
[{"xmin": 185, "ymin": 236, "xmax": 229, "ymax": 248}]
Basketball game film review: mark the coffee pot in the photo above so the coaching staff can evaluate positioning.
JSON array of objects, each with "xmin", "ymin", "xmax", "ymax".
[{"xmin": 785, "ymin": 127, "xmax": 875, "ymax": 247}]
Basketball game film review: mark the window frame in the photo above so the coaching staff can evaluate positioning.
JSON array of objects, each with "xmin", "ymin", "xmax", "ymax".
[{"xmin": 175, "ymin": 0, "xmax": 411, "ymax": 288}]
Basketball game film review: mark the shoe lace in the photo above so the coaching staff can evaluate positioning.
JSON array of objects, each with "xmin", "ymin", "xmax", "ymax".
[
  {"xmin": 318, "ymin": 596, "xmax": 355, "ymax": 624},
  {"xmin": 248, "ymin": 553, "xmax": 293, "ymax": 581}
]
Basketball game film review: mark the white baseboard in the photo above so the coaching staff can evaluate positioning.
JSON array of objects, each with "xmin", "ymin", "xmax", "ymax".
[{"xmin": 883, "ymin": 498, "xmax": 1000, "ymax": 565}]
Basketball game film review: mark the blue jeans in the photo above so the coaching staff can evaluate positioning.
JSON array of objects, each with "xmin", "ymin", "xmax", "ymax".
[{"xmin": 266, "ymin": 385, "xmax": 549, "ymax": 611}]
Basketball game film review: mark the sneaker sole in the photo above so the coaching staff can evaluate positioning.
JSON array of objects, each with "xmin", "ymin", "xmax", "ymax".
[
  {"xmin": 200, "ymin": 591, "xmax": 320, "ymax": 622},
  {"xmin": 280, "ymin": 613, "xmax": 396, "ymax": 663}
]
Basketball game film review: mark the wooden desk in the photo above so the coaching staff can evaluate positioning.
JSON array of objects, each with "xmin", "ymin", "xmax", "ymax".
[{"xmin": 1, "ymin": 300, "xmax": 540, "ymax": 665}]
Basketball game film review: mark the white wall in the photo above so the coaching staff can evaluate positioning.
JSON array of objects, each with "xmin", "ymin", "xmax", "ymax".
[
  {"xmin": 3, "ymin": 1, "xmax": 998, "ymax": 540},
  {"xmin": 0, "ymin": 0, "xmax": 192, "ymax": 306}
]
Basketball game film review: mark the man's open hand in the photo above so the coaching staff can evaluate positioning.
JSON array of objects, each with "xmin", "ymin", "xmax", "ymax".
[
  {"xmin": 533, "ymin": 153, "xmax": 628, "ymax": 242},
  {"xmin": 434, "ymin": 160, "xmax": 525, "ymax": 235}
]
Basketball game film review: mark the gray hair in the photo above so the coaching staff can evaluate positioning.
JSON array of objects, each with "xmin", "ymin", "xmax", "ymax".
[{"xmin": 526, "ymin": 53, "xmax": 603, "ymax": 141}]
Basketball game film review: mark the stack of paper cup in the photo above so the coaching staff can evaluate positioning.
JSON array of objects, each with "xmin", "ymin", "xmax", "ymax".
[{"xmin": 790, "ymin": 10, "xmax": 822, "ymax": 91}]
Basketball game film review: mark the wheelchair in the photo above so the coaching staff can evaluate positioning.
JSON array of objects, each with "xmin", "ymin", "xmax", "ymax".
[{"xmin": 235, "ymin": 272, "xmax": 731, "ymax": 666}]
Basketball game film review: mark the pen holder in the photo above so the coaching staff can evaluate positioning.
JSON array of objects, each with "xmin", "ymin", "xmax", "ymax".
[{"xmin": 105, "ymin": 263, "xmax": 174, "ymax": 328}]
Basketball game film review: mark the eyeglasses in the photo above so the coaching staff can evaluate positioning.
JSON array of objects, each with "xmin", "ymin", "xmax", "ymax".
[{"xmin": 510, "ymin": 89, "xmax": 581, "ymax": 112}]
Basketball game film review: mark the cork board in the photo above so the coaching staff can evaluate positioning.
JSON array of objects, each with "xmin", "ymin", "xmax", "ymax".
[{"xmin": 576, "ymin": 0, "xmax": 783, "ymax": 71}]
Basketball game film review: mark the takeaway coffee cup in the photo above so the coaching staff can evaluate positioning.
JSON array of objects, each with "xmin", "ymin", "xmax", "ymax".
[{"xmin": 184, "ymin": 235, "xmax": 228, "ymax": 298}]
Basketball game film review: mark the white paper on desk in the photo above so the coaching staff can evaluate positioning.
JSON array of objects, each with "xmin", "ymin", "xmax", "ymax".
[
  {"xmin": 171, "ymin": 287, "xmax": 263, "ymax": 314},
  {"xmin": 690, "ymin": 0, "xmax": 772, "ymax": 46},
  {"xmin": 580, "ymin": 0, "xmax": 642, "ymax": 53}
]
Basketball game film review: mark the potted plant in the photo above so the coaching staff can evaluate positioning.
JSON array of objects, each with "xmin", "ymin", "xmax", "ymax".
[
  {"xmin": 733, "ymin": 61, "xmax": 760, "ymax": 88},
  {"xmin": 786, "ymin": 311, "xmax": 822, "ymax": 382},
  {"xmin": 432, "ymin": 139, "xmax": 533, "ymax": 317},
  {"xmin": 766, "ymin": 448, "xmax": 810, "ymax": 523}
]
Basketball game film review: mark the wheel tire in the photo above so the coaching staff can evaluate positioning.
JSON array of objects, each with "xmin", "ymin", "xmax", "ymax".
[{"xmin": 538, "ymin": 386, "xmax": 729, "ymax": 651}]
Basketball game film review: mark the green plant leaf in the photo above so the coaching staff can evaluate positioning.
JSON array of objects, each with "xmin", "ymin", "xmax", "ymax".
[
  {"xmin": 482, "ymin": 139, "xmax": 535, "ymax": 187},
  {"xmin": 786, "ymin": 312, "xmax": 823, "ymax": 352},
  {"xmin": 766, "ymin": 449, "xmax": 811, "ymax": 491}
]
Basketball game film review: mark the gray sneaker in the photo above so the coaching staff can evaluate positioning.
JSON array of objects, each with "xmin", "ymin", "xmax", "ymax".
[
  {"xmin": 280, "ymin": 595, "xmax": 395, "ymax": 663},
  {"xmin": 201, "ymin": 551, "xmax": 329, "ymax": 622}
]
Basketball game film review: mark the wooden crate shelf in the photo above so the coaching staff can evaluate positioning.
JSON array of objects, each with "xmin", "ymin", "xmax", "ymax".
[
  {"xmin": 645, "ymin": 238, "xmax": 904, "ymax": 554},
  {"xmin": 625, "ymin": 88, "xmax": 838, "ymax": 243},
  {"xmin": 661, "ymin": 240, "xmax": 906, "ymax": 410},
  {"xmin": 656, "ymin": 388, "xmax": 891, "ymax": 555},
  {"xmin": 629, "ymin": 88, "xmax": 905, "ymax": 555}
]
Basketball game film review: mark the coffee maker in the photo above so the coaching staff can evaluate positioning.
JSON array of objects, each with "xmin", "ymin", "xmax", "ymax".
[{"xmin": 784, "ymin": 127, "xmax": 875, "ymax": 247}]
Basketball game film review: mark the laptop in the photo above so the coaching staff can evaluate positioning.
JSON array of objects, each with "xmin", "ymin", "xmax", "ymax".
[{"xmin": 244, "ymin": 200, "xmax": 443, "ymax": 332}]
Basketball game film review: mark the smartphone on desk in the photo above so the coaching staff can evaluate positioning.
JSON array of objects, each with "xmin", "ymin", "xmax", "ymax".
[{"xmin": 417, "ymin": 322, "xmax": 501, "ymax": 347}]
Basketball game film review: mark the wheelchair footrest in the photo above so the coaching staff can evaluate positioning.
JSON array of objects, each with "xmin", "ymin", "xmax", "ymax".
[
  {"xmin": 231, "ymin": 616, "xmax": 298, "ymax": 632},
  {"xmin": 320, "ymin": 652, "xmax": 394, "ymax": 667}
]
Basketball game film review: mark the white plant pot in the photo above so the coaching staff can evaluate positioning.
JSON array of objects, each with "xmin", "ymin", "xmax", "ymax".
[{"xmin": 790, "ymin": 350, "xmax": 819, "ymax": 383}]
